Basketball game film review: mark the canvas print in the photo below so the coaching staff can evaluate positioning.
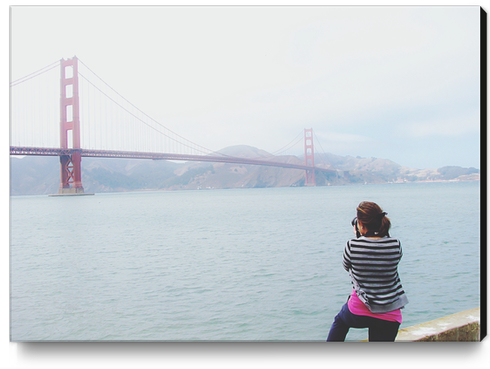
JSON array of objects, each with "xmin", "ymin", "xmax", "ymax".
[{"xmin": 9, "ymin": 6, "xmax": 482, "ymax": 342}]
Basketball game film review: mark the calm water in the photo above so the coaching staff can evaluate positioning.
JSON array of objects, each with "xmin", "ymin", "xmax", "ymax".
[{"xmin": 10, "ymin": 182, "xmax": 480, "ymax": 341}]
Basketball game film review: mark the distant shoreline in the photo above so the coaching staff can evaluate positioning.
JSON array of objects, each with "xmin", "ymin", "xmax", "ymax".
[{"xmin": 9, "ymin": 177, "xmax": 480, "ymax": 197}]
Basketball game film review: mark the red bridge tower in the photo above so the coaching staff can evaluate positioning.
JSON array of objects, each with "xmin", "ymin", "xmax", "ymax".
[
  {"xmin": 304, "ymin": 128, "xmax": 316, "ymax": 186},
  {"xmin": 58, "ymin": 56, "xmax": 85, "ymax": 195}
]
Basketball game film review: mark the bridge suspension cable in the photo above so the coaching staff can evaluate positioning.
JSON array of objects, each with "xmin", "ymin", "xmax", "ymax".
[
  {"xmin": 269, "ymin": 131, "xmax": 304, "ymax": 156},
  {"xmin": 10, "ymin": 60, "xmax": 60, "ymax": 148},
  {"xmin": 10, "ymin": 59, "xmax": 60, "ymax": 87},
  {"xmin": 77, "ymin": 58, "xmax": 228, "ymax": 157},
  {"xmin": 314, "ymin": 133, "xmax": 330, "ymax": 168},
  {"xmin": 78, "ymin": 72, "xmax": 215, "ymax": 155}
]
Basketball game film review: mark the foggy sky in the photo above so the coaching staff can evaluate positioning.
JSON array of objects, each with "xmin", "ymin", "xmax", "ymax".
[{"xmin": 9, "ymin": 5, "xmax": 481, "ymax": 169}]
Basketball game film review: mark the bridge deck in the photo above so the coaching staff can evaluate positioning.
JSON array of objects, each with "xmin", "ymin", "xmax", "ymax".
[{"xmin": 10, "ymin": 146, "xmax": 335, "ymax": 173}]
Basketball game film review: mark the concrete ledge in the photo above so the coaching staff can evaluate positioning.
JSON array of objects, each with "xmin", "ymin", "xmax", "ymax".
[{"xmin": 395, "ymin": 307, "xmax": 480, "ymax": 342}]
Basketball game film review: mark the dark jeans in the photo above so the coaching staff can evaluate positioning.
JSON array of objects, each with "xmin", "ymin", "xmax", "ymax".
[{"xmin": 327, "ymin": 302, "xmax": 400, "ymax": 342}]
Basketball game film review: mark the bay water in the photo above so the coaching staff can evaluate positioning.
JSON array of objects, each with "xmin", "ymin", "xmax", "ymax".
[{"xmin": 10, "ymin": 181, "xmax": 481, "ymax": 341}]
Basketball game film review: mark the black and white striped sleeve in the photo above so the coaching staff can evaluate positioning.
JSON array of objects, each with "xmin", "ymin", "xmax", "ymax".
[{"xmin": 342, "ymin": 241, "xmax": 352, "ymax": 271}]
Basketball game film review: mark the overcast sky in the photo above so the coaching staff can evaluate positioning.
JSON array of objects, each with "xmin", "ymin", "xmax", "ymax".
[{"xmin": 9, "ymin": 5, "xmax": 481, "ymax": 169}]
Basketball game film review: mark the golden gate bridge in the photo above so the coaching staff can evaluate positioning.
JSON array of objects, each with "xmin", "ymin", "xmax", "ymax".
[{"xmin": 10, "ymin": 56, "xmax": 336, "ymax": 195}]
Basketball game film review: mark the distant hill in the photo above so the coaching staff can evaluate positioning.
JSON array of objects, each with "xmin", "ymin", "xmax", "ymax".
[
  {"xmin": 313, "ymin": 153, "xmax": 480, "ymax": 184},
  {"xmin": 10, "ymin": 156, "xmax": 182, "ymax": 195},
  {"xmin": 10, "ymin": 146, "xmax": 480, "ymax": 195}
]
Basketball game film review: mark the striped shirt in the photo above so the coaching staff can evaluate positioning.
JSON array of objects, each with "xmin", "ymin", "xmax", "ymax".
[{"xmin": 343, "ymin": 236, "xmax": 408, "ymax": 313}]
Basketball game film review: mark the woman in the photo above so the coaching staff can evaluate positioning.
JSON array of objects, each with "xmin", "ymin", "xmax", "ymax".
[{"xmin": 327, "ymin": 201, "xmax": 408, "ymax": 342}]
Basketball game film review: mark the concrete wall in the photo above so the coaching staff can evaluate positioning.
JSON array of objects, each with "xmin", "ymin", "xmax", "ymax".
[{"xmin": 395, "ymin": 307, "xmax": 480, "ymax": 342}]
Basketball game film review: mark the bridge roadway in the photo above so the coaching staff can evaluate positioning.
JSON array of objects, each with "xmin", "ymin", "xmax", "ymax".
[{"xmin": 10, "ymin": 146, "xmax": 336, "ymax": 173}]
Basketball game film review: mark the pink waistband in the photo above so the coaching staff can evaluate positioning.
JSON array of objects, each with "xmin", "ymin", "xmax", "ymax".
[{"xmin": 347, "ymin": 289, "xmax": 402, "ymax": 323}]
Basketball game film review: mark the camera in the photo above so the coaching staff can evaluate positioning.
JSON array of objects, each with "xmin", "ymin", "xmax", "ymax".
[{"xmin": 352, "ymin": 217, "xmax": 361, "ymax": 238}]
